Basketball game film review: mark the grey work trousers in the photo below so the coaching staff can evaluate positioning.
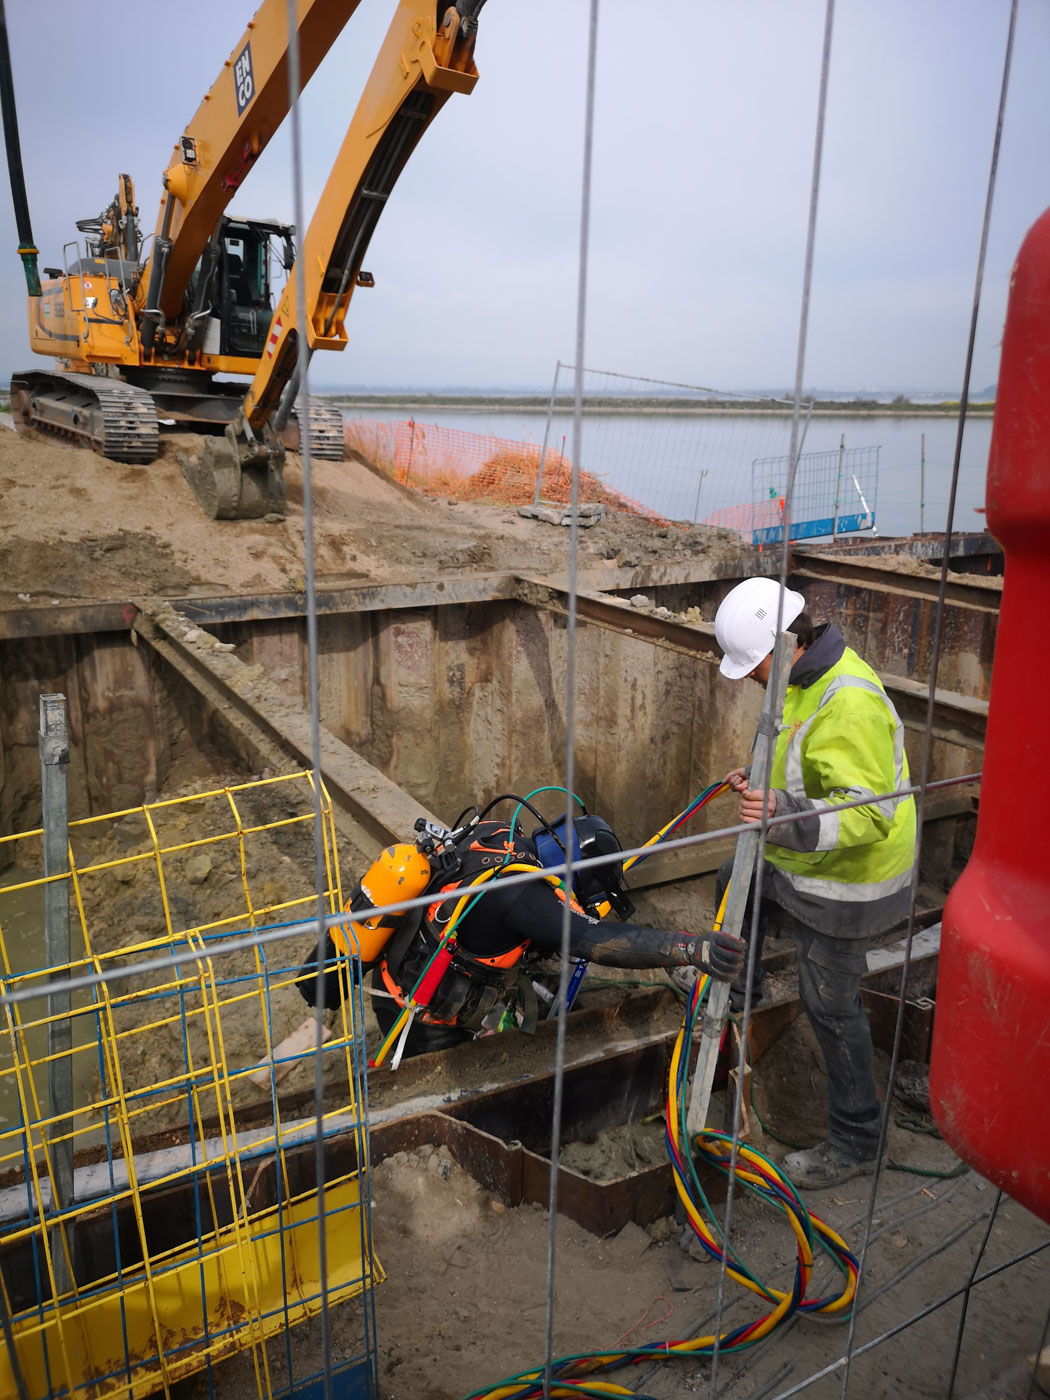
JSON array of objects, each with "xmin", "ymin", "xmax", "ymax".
[{"xmin": 716, "ymin": 859, "xmax": 882, "ymax": 1161}]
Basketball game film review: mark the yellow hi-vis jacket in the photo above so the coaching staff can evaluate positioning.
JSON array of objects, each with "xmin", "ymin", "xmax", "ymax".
[{"xmin": 764, "ymin": 638, "xmax": 917, "ymax": 937}]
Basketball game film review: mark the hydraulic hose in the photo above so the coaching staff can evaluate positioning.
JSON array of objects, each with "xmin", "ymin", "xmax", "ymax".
[
  {"xmin": 464, "ymin": 970, "xmax": 858, "ymax": 1399},
  {"xmin": 0, "ymin": 0, "xmax": 39, "ymax": 295},
  {"xmin": 463, "ymin": 880, "xmax": 859, "ymax": 1398},
  {"xmin": 370, "ymin": 862, "xmax": 565, "ymax": 1068}
]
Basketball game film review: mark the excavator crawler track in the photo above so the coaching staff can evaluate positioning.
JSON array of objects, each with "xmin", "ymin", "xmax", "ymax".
[
  {"xmin": 10, "ymin": 370, "xmax": 159, "ymax": 464},
  {"xmin": 287, "ymin": 400, "xmax": 345, "ymax": 460}
]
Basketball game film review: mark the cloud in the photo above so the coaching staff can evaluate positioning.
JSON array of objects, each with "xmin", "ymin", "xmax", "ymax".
[{"xmin": 0, "ymin": 0, "xmax": 1044, "ymax": 391}]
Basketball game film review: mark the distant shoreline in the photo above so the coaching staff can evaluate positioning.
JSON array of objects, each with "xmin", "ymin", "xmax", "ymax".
[{"xmin": 325, "ymin": 394, "xmax": 994, "ymax": 418}]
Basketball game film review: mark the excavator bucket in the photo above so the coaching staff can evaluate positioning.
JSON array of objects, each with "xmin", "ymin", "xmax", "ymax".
[
  {"xmin": 180, "ymin": 424, "xmax": 287, "ymax": 520},
  {"xmin": 178, "ymin": 396, "xmax": 344, "ymax": 519}
]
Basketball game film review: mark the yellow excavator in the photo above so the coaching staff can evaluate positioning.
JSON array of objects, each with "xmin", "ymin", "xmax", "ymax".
[{"xmin": 0, "ymin": 0, "xmax": 483, "ymax": 517}]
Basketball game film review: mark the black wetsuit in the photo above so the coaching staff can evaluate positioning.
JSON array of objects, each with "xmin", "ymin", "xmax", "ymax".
[{"xmin": 299, "ymin": 826, "xmax": 694, "ymax": 1057}]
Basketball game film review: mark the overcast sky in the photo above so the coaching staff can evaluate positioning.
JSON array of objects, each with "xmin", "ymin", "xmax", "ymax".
[{"xmin": 1, "ymin": 0, "xmax": 1047, "ymax": 393}]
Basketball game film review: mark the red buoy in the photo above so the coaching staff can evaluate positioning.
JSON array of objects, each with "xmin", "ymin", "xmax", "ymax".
[{"xmin": 930, "ymin": 207, "xmax": 1050, "ymax": 1224}]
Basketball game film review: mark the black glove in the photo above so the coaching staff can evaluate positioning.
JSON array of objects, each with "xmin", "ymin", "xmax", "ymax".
[{"xmin": 685, "ymin": 930, "xmax": 746, "ymax": 983}]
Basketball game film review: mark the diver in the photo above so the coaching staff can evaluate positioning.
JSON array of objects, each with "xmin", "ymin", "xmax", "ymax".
[{"xmin": 297, "ymin": 798, "xmax": 745, "ymax": 1058}]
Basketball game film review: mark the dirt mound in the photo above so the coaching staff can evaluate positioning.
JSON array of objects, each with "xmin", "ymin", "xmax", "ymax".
[
  {"xmin": 467, "ymin": 443, "xmax": 661, "ymax": 517},
  {"xmin": 0, "ymin": 427, "xmax": 413, "ymax": 600},
  {"xmin": 0, "ymin": 424, "xmax": 746, "ymax": 603}
]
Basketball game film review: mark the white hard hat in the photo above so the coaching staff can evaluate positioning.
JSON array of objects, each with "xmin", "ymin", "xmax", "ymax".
[{"xmin": 714, "ymin": 578, "xmax": 806, "ymax": 679}]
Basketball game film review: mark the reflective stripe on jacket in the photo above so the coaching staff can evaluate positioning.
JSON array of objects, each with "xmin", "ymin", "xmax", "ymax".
[{"xmin": 764, "ymin": 646, "xmax": 917, "ymax": 936}]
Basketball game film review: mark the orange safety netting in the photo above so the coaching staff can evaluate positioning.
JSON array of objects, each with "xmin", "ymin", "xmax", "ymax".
[
  {"xmin": 701, "ymin": 497, "xmax": 785, "ymax": 538},
  {"xmin": 343, "ymin": 417, "xmax": 666, "ymax": 520}
]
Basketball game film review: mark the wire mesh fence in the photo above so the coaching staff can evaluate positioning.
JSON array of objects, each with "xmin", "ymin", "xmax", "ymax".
[
  {"xmin": 532, "ymin": 364, "xmax": 815, "ymax": 526},
  {"xmin": 344, "ymin": 370, "xmax": 882, "ymax": 544},
  {"xmin": 0, "ymin": 774, "xmax": 380, "ymax": 1400},
  {"xmin": 747, "ymin": 444, "xmax": 879, "ymax": 544},
  {"xmin": 343, "ymin": 366, "xmax": 815, "ymax": 526}
]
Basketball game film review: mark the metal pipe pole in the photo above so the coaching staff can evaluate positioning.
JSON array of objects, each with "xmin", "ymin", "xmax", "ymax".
[
  {"xmin": 920, "ymin": 431, "xmax": 926, "ymax": 537},
  {"xmin": 533, "ymin": 359, "xmax": 561, "ymax": 506},
  {"xmin": 691, "ymin": 469, "xmax": 708, "ymax": 524},
  {"xmin": 39, "ymin": 693, "xmax": 73, "ymax": 1295},
  {"xmin": 832, "ymin": 432, "xmax": 845, "ymax": 538},
  {"xmin": 686, "ymin": 634, "xmax": 794, "ymax": 1137}
]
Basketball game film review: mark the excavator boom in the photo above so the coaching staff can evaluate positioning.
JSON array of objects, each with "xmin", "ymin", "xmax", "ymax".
[
  {"xmin": 139, "ymin": 0, "xmax": 363, "ymax": 338},
  {"xmin": 244, "ymin": 1, "xmax": 479, "ymax": 435},
  {"xmin": 188, "ymin": 0, "xmax": 482, "ymax": 518}
]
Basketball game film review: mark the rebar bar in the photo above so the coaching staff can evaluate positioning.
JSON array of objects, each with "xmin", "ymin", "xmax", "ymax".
[
  {"xmin": 708, "ymin": 2, "xmax": 837, "ymax": 1392},
  {"xmin": 38, "ymin": 692, "xmax": 73, "ymax": 1298},
  {"xmin": 838, "ymin": 5, "xmax": 1017, "ymax": 1393},
  {"xmin": 946, "ymin": 1190, "xmax": 1002, "ymax": 1397},
  {"xmin": 0, "ymin": 774, "xmax": 975, "ymax": 1012},
  {"xmin": 543, "ymin": 7, "xmax": 599, "ymax": 1395},
  {"xmin": 769, "ymin": 1238, "xmax": 1050, "ymax": 1400},
  {"xmin": 285, "ymin": 3, "xmax": 334, "ymax": 1393}
]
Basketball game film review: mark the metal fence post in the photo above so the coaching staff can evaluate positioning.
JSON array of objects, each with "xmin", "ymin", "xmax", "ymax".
[
  {"xmin": 832, "ymin": 432, "xmax": 845, "ymax": 538},
  {"xmin": 691, "ymin": 469, "xmax": 709, "ymax": 524},
  {"xmin": 533, "ymin": 359, "xmax": 562, "ymax": 505},
  {"xmin": 920, "ymin": 431, "xmax": 926, "ymax": 537},
  {"xmin": 403, "ymin": 417, "xmax": 416, "ymax": 487},
  {"xmin": 39, "ymin": 692, "xmax": 74, "ymax": 1295},
  {"xmin": 686, "ymin": 634, "xmax": 794, "ymax": 1137}
]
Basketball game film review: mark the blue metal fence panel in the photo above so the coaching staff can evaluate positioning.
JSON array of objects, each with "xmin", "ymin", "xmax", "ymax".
[{"xmin": 752, "ymin": 510, "xmax": 874, "ymax": 545}]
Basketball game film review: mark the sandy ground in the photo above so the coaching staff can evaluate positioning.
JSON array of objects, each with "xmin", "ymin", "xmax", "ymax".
[
  {"xmin": 346, "ymin": 1010, "xmax": 1048, "ymax": 1400},
  {"xmin": 0, "ymin": 425, "xmax": 742, "ymax": 604},
  {"xmin": 209, "ymin": 1038, "xmax": 1048, "ymax": 1400},
  {"xmin": 350, "ymin": 1008, "xmax": 1048, "ymax": 1400},
  {"xmin": 363, "ymin": 1148, "xmax": 1048, "ymax": 1400}
]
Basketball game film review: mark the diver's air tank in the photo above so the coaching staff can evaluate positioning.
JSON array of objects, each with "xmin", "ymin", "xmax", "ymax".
[{"xmin": 333, "ymin": 843, "xmax": 432, "ymax": 963}]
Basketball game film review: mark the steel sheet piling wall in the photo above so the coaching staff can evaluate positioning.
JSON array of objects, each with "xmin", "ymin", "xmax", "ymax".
[{"xmin": 0, "ymin": 561, "xmax": 990, "ymax": 855}]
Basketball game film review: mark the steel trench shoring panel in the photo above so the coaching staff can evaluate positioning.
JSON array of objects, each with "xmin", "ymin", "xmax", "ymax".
[
  {"xmin": 791, "ymin": 552, "xmax": 1002, "ymax": 614},
  {"xmin": 799, "ymin": 532, "xmax": 1001, "ymax": 567},
  {"xmin": 518, "ymin": 577, "xmax": 988, "ymax": 750},
  {"xmin": 0, "ymin": 555, "xmax": 754, "ymax": 639},
  {"xmin": 132, "ymin": 600, "xmax": 441, "ymax": 847},
  {"xmin": 174, "ymin": 572, "xmax": 521, "ymax": 625},
  {"xmin": 0, "ymin": 576, "xmax": 517, "ymax": 640}
]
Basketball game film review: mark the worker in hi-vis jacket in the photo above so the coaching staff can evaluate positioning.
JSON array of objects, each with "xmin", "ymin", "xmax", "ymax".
[{"xmin": 714, "ymin": 576, "xmax": 917, "ymax": 1189}]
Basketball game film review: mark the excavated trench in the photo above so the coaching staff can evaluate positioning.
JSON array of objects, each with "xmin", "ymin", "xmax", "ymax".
[{"xmin": 0, "ymin": 533, "xmax": 993, "ymax": 1248}]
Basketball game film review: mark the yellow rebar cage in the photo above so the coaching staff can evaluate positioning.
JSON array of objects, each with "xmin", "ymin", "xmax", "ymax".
[{"xmin": 0, "ymin": 773, "xmax": 382, "ymax": 1400}]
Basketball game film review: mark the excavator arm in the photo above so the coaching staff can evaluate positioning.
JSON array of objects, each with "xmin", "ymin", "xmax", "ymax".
[
  {"xmin": 244, "ymin": 0, "xmax": 480, "ymax": 436},
  {"xmin": 137, "ymin": 0, "xmax": 364, "ymax": 350},
  {"xmin": 189, "ymin": 0, "xmax": 484, "ymax": 517}
]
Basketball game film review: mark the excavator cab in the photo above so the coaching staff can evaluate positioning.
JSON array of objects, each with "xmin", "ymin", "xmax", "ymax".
[{"xmin": 196, "ymin": 218, "xmax": 294, "ymax": 361}]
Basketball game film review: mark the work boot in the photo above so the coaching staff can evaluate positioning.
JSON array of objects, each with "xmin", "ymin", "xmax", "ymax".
[
  {"xmin": 782, "ymin": 1141, "xmax": 877, "ymax": 1190},
  {"xmin": 728, "ymin": 982, "xmax": 763, "ymax": 1015}
]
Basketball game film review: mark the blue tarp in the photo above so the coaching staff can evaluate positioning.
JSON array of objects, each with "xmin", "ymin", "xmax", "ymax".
[{"xmin": 752, "ymin": 511, "xmax": 873, "ymax": 545}]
